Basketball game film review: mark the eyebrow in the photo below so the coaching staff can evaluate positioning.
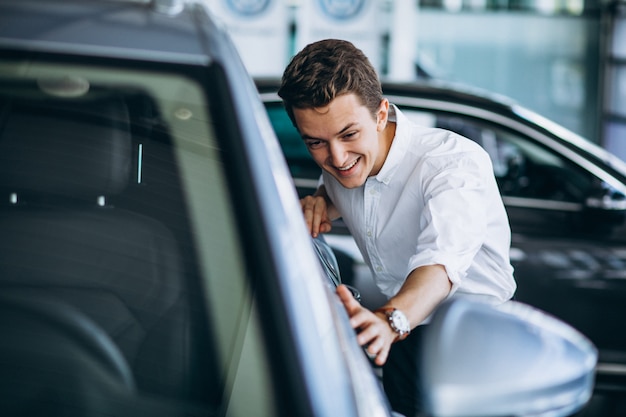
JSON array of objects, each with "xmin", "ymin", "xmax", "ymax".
[{"xmin": 301, "ymin": 122, "xmax": 357, "ymax": 141}]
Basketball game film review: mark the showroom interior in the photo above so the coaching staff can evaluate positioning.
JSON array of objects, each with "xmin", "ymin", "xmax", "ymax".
[{"xmin": 206, "ymin": 0, "xmax": 625, "ymax": 161}]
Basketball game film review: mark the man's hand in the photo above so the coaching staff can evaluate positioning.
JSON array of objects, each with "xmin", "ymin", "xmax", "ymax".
[
  {"xmin": 336, "ymin": 285, "xmax": 397, "ymax": 366},
  {"xmin": 300, "ymin": 195, "xmax": 333, "ymax": 238}
]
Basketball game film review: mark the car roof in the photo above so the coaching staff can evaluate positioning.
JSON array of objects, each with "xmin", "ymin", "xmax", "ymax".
[
  {"xmin": 379, "ymin": 79, "xmax": 626, "ymax": 182},
  {"xmin": 0, "ymin": 0, "xmax": 222, "ymax": 65},
  {"xmin": 256, "ymin": 76, "xmax": 516, "ymax": 107}
]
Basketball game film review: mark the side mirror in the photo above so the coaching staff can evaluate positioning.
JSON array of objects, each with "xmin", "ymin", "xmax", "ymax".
[
  {"xmin": 421, "ymin": 299, "xmax": 597, "ymax": 417},
  {"xmin": 583, "ymin": 182, "xmax": 626, "ymax": 230},
  {"xmin": 586, "ymin": 187, "xmax": 626, "ymax": 211}
]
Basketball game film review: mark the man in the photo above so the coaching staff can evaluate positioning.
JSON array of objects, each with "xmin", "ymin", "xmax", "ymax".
[{"xmin": 278, "ymin": 39, "xmax": 516, "ymax": 416}]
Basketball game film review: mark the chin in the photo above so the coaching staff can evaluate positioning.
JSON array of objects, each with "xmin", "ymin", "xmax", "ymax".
[{"xmin": 336, "ymin": 176, "xmax": 366, "ymax": 189}]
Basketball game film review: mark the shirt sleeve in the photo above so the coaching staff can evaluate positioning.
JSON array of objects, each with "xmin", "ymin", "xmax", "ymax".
[{"xmin": 406, "ymin": 149, "xmax": 492, "ymax": 294}]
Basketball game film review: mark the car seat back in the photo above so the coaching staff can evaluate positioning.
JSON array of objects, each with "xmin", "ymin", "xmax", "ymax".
[{"xmin": 0, "ymin": 95, "xmax": 202, "ymax": 402}]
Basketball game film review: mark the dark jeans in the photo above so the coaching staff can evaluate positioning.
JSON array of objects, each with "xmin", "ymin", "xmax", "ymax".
[{"xmin": 382, "ymin": 325, "xmax": 428, "ymax": 417}]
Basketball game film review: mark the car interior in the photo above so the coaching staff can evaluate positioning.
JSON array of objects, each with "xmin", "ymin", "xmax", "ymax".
[
  {"xmin": 434, "ymin": 114, "xmax": 593, "ymax": 202},
  {"xmin": 0, "ymin": 85, "xmax": 220, "ymax": 414}
]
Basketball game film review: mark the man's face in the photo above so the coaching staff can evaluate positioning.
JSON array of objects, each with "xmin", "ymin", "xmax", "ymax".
[{"xmin": 293, "ymin": 93, "xmax": 390, "ymax": 189}]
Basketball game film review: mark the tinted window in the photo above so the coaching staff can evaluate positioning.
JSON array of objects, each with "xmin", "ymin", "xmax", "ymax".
[
  {"xmin": 0, "ymin": 58, "xmax": 276, "ymax": 416},
  {"xmin": 267, "ymin": 101, "xmax": 597, "ymax": 204},
  {"xmin": 401, "ymin": 109, "xmax": 595, "ymax": 203},
  {"xmin": 264, "ymin": 102, "xmax": 321, "ymax": 193}
]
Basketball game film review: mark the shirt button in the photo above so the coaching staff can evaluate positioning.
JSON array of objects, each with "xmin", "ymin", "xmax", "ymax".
[
  {"xmin": 376, "ymin": 266, "xmax": 383, "ymax": 272},
  {"xmin": 369, "ymin": 188, "xmax": 377, "ymax": 195},
  {"xmin": 366, "ymin": 230, "xmax": 372, "ymax": 237}
]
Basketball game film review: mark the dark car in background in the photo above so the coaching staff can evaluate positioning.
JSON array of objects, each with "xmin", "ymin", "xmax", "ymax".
[
  {"xmin": 257, "ymin": 78, "xmax": 626, "ymax": 397},
  {"xmin": 0, "ymin": 1, "xmax": 599, "ymax": 417}
]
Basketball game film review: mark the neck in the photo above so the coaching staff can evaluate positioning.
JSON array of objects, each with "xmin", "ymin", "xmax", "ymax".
[{"xmin": 383, "ymin": 121, "xmax": 397, "ymax": 154}]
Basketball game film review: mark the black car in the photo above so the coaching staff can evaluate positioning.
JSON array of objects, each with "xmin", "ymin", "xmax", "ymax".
[
  {"xmin": 257, "ymin": 77, "xmax": 626, "ymax": 395},
  {"xmin": 0, "ymin": 1, "xmax": 597, "ymax": 416}
]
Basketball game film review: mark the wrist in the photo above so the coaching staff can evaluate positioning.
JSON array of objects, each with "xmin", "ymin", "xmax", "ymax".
[{"xmin": 374, "ymin": 307, "xmax": 411, "ymax": 341}]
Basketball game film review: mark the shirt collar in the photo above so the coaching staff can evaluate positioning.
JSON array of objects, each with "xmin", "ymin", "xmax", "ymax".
[{"xmin": 374, "ymin": 104, "xmax": 411, "ymax": 185}]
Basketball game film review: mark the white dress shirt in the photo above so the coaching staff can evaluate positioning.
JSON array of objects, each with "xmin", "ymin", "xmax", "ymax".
[{"xmin": 323, "ymin": 105, "xmax": 516, "ymax": 310}]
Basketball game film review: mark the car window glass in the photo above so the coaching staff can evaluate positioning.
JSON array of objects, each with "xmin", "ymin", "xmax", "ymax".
[
  {"xmin": 265, "ymin": 102, "xmax": 321, "ymax": 188},
  {"xmin": 265, "ymin": 104, "xmax": 307, "ymax": 160},
  {"xmin": 0, "ymin": 60, "xmax": 276, "ymax": 416},
  {"xmin": 402, "ymin": 108, "xmax": 594, "ymax": 203}
]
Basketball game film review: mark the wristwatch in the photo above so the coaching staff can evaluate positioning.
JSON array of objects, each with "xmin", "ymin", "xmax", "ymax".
[{"xmin": 375, "ymin": 307, "xmax": 411, "ymax": 341}]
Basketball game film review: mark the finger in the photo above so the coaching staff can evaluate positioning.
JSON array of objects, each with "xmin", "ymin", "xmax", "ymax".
[
  {"xmin": 366, "ymin": 337, "xmax": 385, "ymax": 356},
  {"xmin": 374, "ymin": 345, "xmax": 390, "ymax": 366},
  {"xmin": 319, "ymin": 219, "xmax": 332, "ymax": 234},
  {"xmin": 336, "ymin": 285, "xmax": 361, "ymax": 316},
  {"xmin": 301, "ymin": 196, "xmax": 327, "ymax": 237},
  {"xmin": 309, "ymin": 198, "xmax": 327, "ymax": 238},
  {"xmin": 354, "ymin": 317, "xmax": 388, "ymax": 345},
  {"xmin": 362, "ymin": 332, "xmax": 392, "ymax": 366},
  {"xmin": 349, "ymin": 310, "xmax": 379, "ymax": 334},
  {"xmin": 300, "ymin": 196, "xmax": 317, "ymax": 235},
  {"xmin": 351, "ymin": 312, "xmax": 396, "ymax": 352},
  {"xmin": 355, "ymin": 324, "xmax": 380, "ymax": 347}
]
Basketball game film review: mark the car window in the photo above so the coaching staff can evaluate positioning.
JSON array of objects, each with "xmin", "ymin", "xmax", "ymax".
[
  {"xmin": 264, "ymin": 102, "xmax": 321, "ymax": 194},
  {"xmin": 0, "ymin": 58, "xmax": 276, "ymax": 416},
  {"xmin": 265, "ymin": 104, "xmax": 307, "ymax": 161},
  {"xmin": 267, "ymin": 101, "xmax": 597, "ymax": 204},
  {"xmin": 401, "ymin": 109, "xmax": 595, "ymax": 203}
]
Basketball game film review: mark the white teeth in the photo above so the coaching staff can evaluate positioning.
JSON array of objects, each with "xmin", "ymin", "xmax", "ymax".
[{"xmin": 338, "ymin": 158, "xmax": 359, "ymax": 171}]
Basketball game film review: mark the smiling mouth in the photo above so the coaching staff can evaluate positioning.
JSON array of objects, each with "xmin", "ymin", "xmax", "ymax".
[{"xmin": 337, "ymin": 157, "xmax": 360, "ymax": 172}]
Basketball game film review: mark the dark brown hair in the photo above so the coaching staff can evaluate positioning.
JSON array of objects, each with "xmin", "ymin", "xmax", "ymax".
[{"xmin": 278, "ymin": 39, "xmax": 383, "ymax": 127}]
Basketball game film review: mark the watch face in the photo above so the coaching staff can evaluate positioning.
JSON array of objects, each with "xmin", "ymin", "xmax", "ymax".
[{"xmin": 390, "ymin": 310, "xmax": 410, "ymax": 334}]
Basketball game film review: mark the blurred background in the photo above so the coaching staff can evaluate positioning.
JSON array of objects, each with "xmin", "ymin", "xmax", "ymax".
[{"xmin": 203, "ymin": 0, "xmax": 625, "ymax": 160}]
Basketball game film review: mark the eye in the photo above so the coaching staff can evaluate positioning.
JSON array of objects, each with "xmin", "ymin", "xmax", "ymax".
[
  {"xmin": 305, "ymin": 140, "xmax": 324, "ymax": 150},
  {"xmin": 343, "ymin": 131, "xmax": 358, "ymax": 140}
]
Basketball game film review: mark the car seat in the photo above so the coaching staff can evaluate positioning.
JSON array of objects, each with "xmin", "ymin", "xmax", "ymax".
[
  {"xmin": 0, "ymin": 292, "xmax": 135, "ymax": 416},
  {"xmin": 0, "ymin": 94, "xmax": 207, "ymax": 403}
]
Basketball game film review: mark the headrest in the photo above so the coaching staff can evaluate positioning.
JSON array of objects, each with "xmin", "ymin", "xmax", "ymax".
[{"xmin": 0, "ymin": 97, "xmax": 132, "ymax": 199}]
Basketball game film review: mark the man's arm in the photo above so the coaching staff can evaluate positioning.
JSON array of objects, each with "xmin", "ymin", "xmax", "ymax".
[
  {"xmin": 384, "ymin": 264, "xmax": 451, "ymax": 329},
  {"xmin": 300, "ymin": 185, "xmax": 340, "ymax": 237},
  {"xmin": 337, "ymin": 264, "xmax": 451, "ymax": 366}
]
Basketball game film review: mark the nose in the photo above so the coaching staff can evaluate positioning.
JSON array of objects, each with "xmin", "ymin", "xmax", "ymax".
[{"xmin": 328, "ymin": 141, "xmax": 348, "ymax": 168}]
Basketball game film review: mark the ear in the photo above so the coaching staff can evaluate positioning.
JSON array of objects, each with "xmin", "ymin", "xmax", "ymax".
[{"xmin": 376, "ymin": 99, "xmax": 389, "ymax": 132}]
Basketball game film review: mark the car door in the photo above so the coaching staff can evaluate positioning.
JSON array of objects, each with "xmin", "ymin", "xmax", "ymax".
[{"xmin": 395, "ymin": 101, "xmax": 626, "ymax": 390}]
